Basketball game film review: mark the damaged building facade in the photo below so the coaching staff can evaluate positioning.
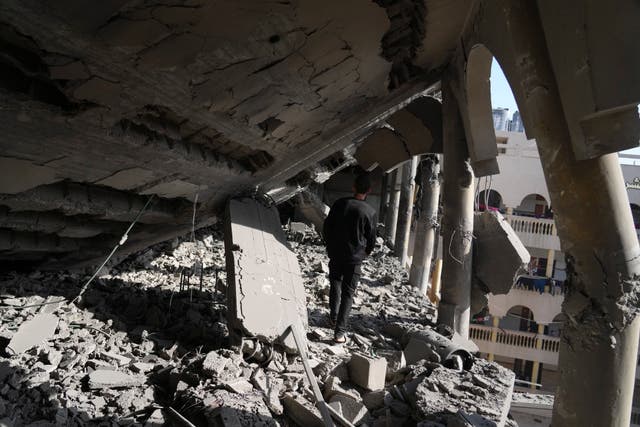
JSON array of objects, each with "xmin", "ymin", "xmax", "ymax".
[{"xmin": 0, "ymin": 0, "xmax": 640, "ymax": 426}]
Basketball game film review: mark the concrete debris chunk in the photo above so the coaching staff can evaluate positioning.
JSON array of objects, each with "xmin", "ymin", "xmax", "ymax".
[
  {"xmin": 473, "ymin": 211, "xmax": 530, "ymax": 295},
  {"xmin": 100, "ymin": 351, "xmax": 131, "ymax": 366},
  {"xmin": 349, "ymin": 353, "xmax": 387, "ymax": 391},
  {"xmin": 223, "ymin": 378, "xmax": 254, "ymax": 394},
  {"xmin": 202, "ymin": 351, "xmax": 229, "ymax": 376},
  {"xmin": 88, "ymin": 370, "xmax": 146, "ymax": 389},
  {"xmin": 0, "ymin": 220, "xmax": 519, "ymax": 425},
  {"xmin": 131, "ymin": 362, "xmax": 155, "ymax": 373},
  {"xmin": 404, "ymin": 328, "xmax": 474, "ymax": 370},
  {"xmin": 329, "ymin": 394, "xmax": 369, "ymax": 425},
  {"xmin": 412, "ymin": 361, "xmax": 515, "ymax": 426},
  {"xmin": 282, "ymin": 394, "xmax": 325, "ymax": 427},
  {"xmin": 6, "ymin": 313, "xmax": 59, "ymax": 355},
  {"xmin": 224, "ymin": 198, "xmax": 308, "ymax": 352}
]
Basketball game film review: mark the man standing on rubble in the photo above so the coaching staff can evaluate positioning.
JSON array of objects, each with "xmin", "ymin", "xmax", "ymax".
[{"xmin": 323, "ymin": 172, "xmax": 377, "ymax": 343}]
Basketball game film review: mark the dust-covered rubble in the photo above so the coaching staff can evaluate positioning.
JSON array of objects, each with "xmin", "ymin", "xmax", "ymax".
[{"xmin": 0, "ymin": 223, "xmax": 516, "ymax": 426}]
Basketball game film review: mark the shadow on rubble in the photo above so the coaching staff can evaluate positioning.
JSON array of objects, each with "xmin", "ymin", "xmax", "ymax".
[
  {"xmin": 0, "ymin": 271, "xmax": 253, "ymax": 426},
  {"xmin": 0, "ymin": 351, "xmax": 279, "ymax": 425}
]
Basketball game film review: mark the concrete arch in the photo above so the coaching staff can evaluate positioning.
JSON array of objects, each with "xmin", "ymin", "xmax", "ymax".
[
  {"xmin": 477, "ymin": 189, "xmax": 503, "ymax": 211},
  {"xmin": 488, "ymin": 287, "xmax": 562, "ymax": 326},
  {"xmin": 462, "ymin": 44, "xmax": 499, "ymax": 177},
  {"xmin": 517, "ymin": 193, "xmax": 549, "ymax": 217},
  {"xmin": 548, "ymin": 313, "xmax": 567, "ymax": 337},
  {"xmin": 501, "ymin": 304, "xmax": 536, "ymax": 333},
  {"xmin": 354, "ymin": 96, "xmax": 442, "ymax": 172}
]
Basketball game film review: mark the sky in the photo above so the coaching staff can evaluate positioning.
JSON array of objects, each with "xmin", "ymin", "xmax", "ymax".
[
  {"xmin": 490, "ymin": 59, "xmax": 518, "ymax": 118},
  {"xmin": 490, "ymin": 59, "xmax": 640, "ymax": 162}
]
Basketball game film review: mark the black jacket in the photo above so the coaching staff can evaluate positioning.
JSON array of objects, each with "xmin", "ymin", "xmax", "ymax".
[{"xmin": 323, "ymin": 197, "xmax": 378, "ymax": 264}]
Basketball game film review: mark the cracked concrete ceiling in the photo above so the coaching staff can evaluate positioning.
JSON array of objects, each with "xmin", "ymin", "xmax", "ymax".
[{"xmin": 0, "ymin": 0, "xmax": 468, "ymax": 268}]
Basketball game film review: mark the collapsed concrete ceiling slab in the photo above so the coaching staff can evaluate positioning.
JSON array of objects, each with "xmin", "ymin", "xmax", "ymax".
[{"xmin": 0, "ymin": 0, "xmax": 465, "ymax": 267}]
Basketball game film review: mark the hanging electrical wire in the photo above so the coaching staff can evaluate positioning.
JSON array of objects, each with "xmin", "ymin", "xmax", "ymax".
[{"xmin": 1, "ymin": 195, "xmax": 156, "ymax": 310}]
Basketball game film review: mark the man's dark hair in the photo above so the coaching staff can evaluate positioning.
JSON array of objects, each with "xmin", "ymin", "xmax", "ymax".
[{"xmin": 354, "ymin": 172, "xmax": 372, "ymax": 194}]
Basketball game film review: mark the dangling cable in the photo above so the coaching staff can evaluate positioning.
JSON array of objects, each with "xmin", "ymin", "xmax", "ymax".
[
  {"xmin": 2, "ymin": 195, "xmax": 156, "ymax": 310},
  {"xmin": 70, "ymin": 195, "xmax": 156, "ymax": 305},
  {"xmin": 191, "ymin": 192, "xmax": 199, "ymax": 243}
]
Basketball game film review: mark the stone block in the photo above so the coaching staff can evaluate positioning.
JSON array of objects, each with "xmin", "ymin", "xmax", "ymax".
[
  {"xmin": 473, "ymin": 211, "xmax": 530, "ymax": 295},
  {"xmin": 349, "ymin": 353, "xmax": 387, "ymax": 391}
]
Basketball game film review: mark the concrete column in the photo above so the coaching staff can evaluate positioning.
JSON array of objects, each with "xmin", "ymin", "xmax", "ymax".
[
  {"xmin": 530, "ymin": 323, "xmax": 545, "ymax": 390},
  {"xmin": 384, "ymin": 168, "xmax": 401, "ymax": 247},
  {"xmin": 505, "ymin": 207, "xmax": 514, "ymax": 224},
  {"xmin": 379, "ymin": 172, "xmax": 389, "ymax": 221},
  {"xmin": 394, "ymin": 156, "xmax": 419, "ymax": 266},
  {"xmin": 409, "ymin": 154, "xmax": 442, "ymax": 294},
  {"xmin": 429, "ymin": 258, "xmax": 443, "ymax": 305},
  {"xmin": 545, "ymin": 249, "xmax": 555, "ymax": 278},
  {"xmin": 487, "ymin": 315, "xmax": 500, "ymax": 362},
  {"xmin": 504, "ymin": 4, "xmax": 640, "ymax": 425},
  {"xmin": 438, "ymin": 77, "xmax": 475, "ymax": 339}
]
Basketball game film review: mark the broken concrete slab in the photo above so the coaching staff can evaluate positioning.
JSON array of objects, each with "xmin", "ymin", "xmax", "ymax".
[
  {"xmin": 6, "ymin": 313, "xmax": 59, "ymax": 355},
  {"xmin": 329, "ymin": 394, "xmax": 369, "ymax": 425},
  {"xmin": 282, "ymin": 394, "xmax": 326, "ymax": 427},
  {"xmin": 295, "ymin": 190, "xmax": 330, "ymax": 235},
  {"xmin": 411, "ymin": 360, "xmax": 515, "ymax": 426},
  {"xmin": 223, "ymin": 378, "xmax": 254, "ymax": 394},
  {"xmin": 87, "ymin": 370, "xmax": 146, "ymax": 389},
  {"xmin": 349, "ymin": 353, "xmax": 387, "ymax": 391},
  {"xmin": 224, "ymin": 197, "xmax": 308, "ymax": 352},
  {"xmin": 0, "ymin": 157, "xmax": 58, "ymax": 194},
  {"xmin": 473, "ymin": 211, "xmax": 530, "ymax": 295},
  {"xmin": 324, "ymin": 375, "xmax": 361, "ymax": 402}
]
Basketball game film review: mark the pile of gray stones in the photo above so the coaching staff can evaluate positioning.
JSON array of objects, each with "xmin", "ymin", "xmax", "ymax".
[{"xmin": 0, "ymin": 223, "xmax": 517, "ymax": 427}]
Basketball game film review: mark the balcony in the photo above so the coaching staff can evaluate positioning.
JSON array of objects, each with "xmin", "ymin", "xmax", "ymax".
[
  {"xmin": 470, "ymin": 324, "xmax": 560, "ymax": 365},
  {"xmin": 505, "ymin": 214, "xmax": 561, "ymax": 251},
  {"xmin": 487, "ymin": 285, "xmax": 564, "ymax": 325}
]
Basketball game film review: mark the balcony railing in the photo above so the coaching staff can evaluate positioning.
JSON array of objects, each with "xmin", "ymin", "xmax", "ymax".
[
  {"xmin": 505, "ymin": 214, "xmax": 561, "ymax": 251},
  {"xmin": 470, "ymin": 324, "xmax": 560, "ymax": 365}
]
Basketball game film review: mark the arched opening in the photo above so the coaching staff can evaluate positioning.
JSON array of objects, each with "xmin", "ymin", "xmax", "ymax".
[
  {"xmin": 477, "ymin": 189, "xmax": 503, "ymax": 211},
  {"xmin": 501, "ymin": 305, "xmax": 539, "ymax": 385},
  {"xmin": 630, "ymin": 203, "xmax": 640, "ymax": 229},
  {"xmin": 500, "ymin": 305, "xmax": 536, "ymax": 333},
  {"xmin": 516, "ymin": 193, "xmax": 549, "ymax": 218},
  {"xmin": 548, "ymin": 313, "xmax": 566, "ymax": 338}
]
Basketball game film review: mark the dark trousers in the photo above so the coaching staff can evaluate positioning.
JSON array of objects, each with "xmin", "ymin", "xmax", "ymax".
[{"xmin": 328, "ymin": 260, "xmax": 361, "ymax": 334}]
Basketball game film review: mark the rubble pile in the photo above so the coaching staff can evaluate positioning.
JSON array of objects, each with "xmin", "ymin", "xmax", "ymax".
[{"xmin": 0, "ymin": 223, "xmax": 515, "ymax": 426}]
